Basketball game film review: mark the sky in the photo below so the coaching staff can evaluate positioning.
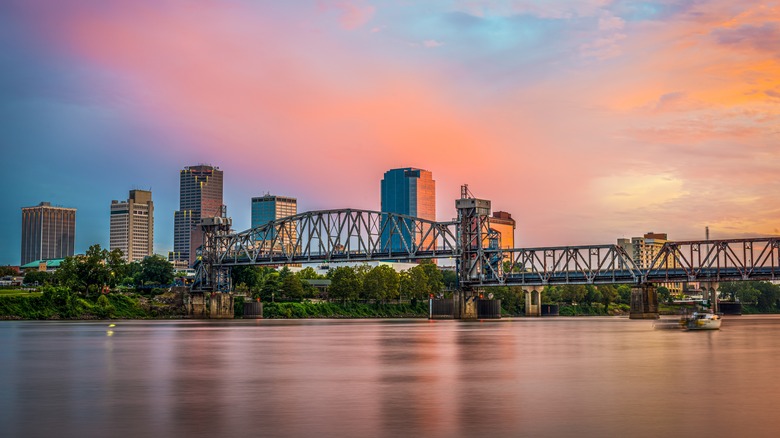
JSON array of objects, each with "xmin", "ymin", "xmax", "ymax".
[{"xmin": 1, "ymin": 0, "xmax": 779, "ymax": 265}]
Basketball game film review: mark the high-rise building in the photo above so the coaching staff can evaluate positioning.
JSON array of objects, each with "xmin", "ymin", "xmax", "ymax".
[
  {"xmin": 110, "ymin": 190, "xmax": 154, "ymax": 262},
  {"xmin": 489, "ymin": 211, "xmax": 516, "ymax": 250},
  {"xmin": 380, "ymin": 167, "xmax": 436, "ymax": 251},
  {"xmin": 618, "ymin": 232, "xmax": 682, "ymax": 295},
  {"xmin": 172, "ymin": 165, "xmax": 225, "ymax": 266},
  {"xmin": 20, "ymin": 202, "xmax": 76, "ymax": 265},
  {"xmin": 251, "ymin": 195, "xmax": 298, "ymax": 252}
]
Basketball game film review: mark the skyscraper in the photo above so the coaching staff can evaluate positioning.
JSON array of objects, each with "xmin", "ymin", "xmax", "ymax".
[
  {"xmin": 20, "ymin": 202, "xmax": 76, "ymax": 265},
  {"xmin": 251, "ymin": 195, "xmax": 298, "ymax": 253},
  {"xmin": 110, "ymin": 190, "xmax": 154, "ymax": 262},
  {"xmin": 380, "ymin": 167, "xmax": 436, "ymax": 251},
  {"xmin": 172, "ymin": 165, "xmax": 224, "ymax": 266}
]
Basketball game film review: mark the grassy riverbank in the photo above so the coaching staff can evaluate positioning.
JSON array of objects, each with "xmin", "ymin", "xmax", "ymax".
[{"xmin": 256, "ymin": 301, "xmax": 430, "ymax": 319}]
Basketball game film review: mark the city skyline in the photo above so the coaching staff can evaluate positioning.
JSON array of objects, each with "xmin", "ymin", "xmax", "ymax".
[{"xmin": 2, "ymin": 1, "xmax": 779, "ymax": 265}]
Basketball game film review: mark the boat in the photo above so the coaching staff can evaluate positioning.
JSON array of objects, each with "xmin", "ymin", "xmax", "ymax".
[{"xmin": 681, "ymin": 312, "xmax": 722, "ymax": 330}]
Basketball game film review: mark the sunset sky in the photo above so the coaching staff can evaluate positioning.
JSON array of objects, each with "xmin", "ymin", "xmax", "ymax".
[{"xmin": 1, "ymin": 0, "xmax": 779, "ymax": 265}]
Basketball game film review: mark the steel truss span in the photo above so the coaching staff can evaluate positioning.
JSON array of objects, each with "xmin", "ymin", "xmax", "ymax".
[
  {"xmin": 642, "ymin": 238, "xmax": 780, "ymax": 284},
  {"xmin": 475, "ymin": 238, "xmax": 780, "ymax": 287},
  {"xmin": 216, "ymin": 209, "xmax": 460, "ymax": 266}
]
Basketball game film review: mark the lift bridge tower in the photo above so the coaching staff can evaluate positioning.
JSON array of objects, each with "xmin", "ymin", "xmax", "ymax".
[{"xmin": 454, "ymin": 185, "xmax": 502, "ymax": 319}]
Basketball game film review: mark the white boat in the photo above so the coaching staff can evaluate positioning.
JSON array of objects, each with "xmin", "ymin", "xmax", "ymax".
[{"xmin": 681, "ymin": 312, "xmax": 722, "ymax": 330}]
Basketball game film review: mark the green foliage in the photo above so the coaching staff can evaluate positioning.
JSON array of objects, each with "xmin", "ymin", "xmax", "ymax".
[
  {"xmin": 234, "ymin": 295, "xmax": 245, "ymax": 317},
  {"xmin": 362, "ymin": 265, "xmax": 400, "ymax": 301},
  {"xmin": 419, "ymin": 262, "xmax": 444, "ymax": 295},
  {"xmin": 329, "ymin": 266, "xmax": 361, "ymax": 301},
  {"xmin": 24, "ymin": 270, "xmax": 52, "ymax": 286},
  {"xmin": 140, "ymin": 255, "xmax": 174, "ymax": 285},
  {"xmin": 281, "ymin": 274, "xmax": 305, "ymax": 299},
  {"xmin": 262, "ymin": 301, "xmax": 429, "ymax": 319},
  {"xmin": 0, "ymin": 266, "xmax": 19, "ymax": 277},
  {"xmin": 441, "ymin": 269, "xmax": 458, "ymax": 290},
  {"xmin": 656, "ymin": 286, "xmax": 671, "ymax": 304},
  {"xmin": 489, "ymin": 286, "xmax": 525, "ymax": 315},
  {"xmin": 400, "ymin": 265, "xmax": 429, "ymax": 300}
]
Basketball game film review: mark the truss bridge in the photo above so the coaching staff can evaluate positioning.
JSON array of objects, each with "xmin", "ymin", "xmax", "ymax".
[{"xmin": 193, "ymin": 188, "xmax": 780, "ymax": 319}]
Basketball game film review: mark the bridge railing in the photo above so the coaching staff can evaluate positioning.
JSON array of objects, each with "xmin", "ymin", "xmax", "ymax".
[{"xmin": 215, "ymin": 209, "xmax": 460, "ymax": 266}]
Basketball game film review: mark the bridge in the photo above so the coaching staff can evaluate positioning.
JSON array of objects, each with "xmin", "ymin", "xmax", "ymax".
[{"xmin": 193, "ymin": 188, "xmax": 780, "ymax": 319}]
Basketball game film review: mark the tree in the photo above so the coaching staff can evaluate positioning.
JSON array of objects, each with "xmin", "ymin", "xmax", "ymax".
[
  {"xmin": 281, "ymin": 274, "xmax": 305, "ymax": 300},
  {"xmin": 0, "ymin": 266, "xmax": 18, "ymax": 277},
  {"xmin": 362, "ymin": 265, "xmax": 400, "ymax": 302},
  {"xmin": 419, "ymin": 262, "xmax": 444, "ymax": 295},
  {"xmin": 232, "ymin": 266, "xmax": 262, "ymax": 293},
  {"xmin": 329, "ymin": 266, "xmax": 361, "ymax": 301},
  {"xmin": 297, "ymin": 267, "xmax": 322, "ymax": 280},
  {"xmin": 106, "ymin": 249, "xmax": 127, "ymax": 287},
  {"xmin": 56, "ymin": 245, "xmax": 112, "ymax": 295},
  {"xmin": 24, "ymin": 270, "xmax": 51, "ymax": 286},
  {"xmin": 754, "ymin": 282, "xmax": 779, "ymax": 312},
  {"xmin": 560, "ymin": 285, "xmax": 587, "ymax": 304},
  {"xmin": 400, "ymin": 265, "xmax": 429, "ymax": 300},
  {"xmin": 599, "ymin": 284, "xmax": 618, "ymax": 311},
  {"xmin": 656, "ymin": 286, "xmax": 671, "ymax": 304},
  {"xmin": 616, "ymin": 285, "xmax": 632, "ymax": 304},
  {"xmin": 139, "ymin": 255, "xmax": 174, "ymax": 285},
  {"xmin": 441, "ymin": 269, "xmax": 458, "ymax": 291},
  {"xmin": 259, "ymin": 271, "xmax": 281, "ymax": 301}
]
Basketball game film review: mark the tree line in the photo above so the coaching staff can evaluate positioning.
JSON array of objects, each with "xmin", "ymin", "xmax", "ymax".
[
  {"xmin": 21, "ymin": 244, "xmax": 175, "ymax": 295},
  {"xmin": 233, "ymin": 261, "xmax": 458, "ymax": 302}
]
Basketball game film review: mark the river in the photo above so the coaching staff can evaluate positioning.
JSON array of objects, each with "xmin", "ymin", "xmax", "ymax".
[{"xmin": 1, "ymin": 316, "xmax": 779, "ymax": 437}]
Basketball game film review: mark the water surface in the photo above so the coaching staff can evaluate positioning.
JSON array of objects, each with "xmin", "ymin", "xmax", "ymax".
[{"xmin": 1, "ymin": 316, "xmax": 779, "ymax": 437}]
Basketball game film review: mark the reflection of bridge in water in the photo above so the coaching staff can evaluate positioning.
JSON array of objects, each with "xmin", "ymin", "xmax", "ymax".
[{"xmin": 194, "ymin": 188, "xmax": 780, "ymax": 319}]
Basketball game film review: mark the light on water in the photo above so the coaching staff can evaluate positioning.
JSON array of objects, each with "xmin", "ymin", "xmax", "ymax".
[{"xmin": 2, "ymin": 317, "xmax": 780, "ymax": 437}]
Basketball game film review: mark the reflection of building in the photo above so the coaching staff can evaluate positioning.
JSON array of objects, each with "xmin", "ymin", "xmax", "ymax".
[
  {"xmin": 110, "ymin": 190, "xmax": 154, "ymax": 262},
  {"xmin": 618, "ymin": 232, "xmax": 682, "ymax": 294},
  {"xmin": 171, "ymin": 165, "xmax": 225, "ymax": 267},
  {"xmin": 489, "ymin": 211, "xmax": 516, "ymax": 250},
  {"xmin": 21, "ymin": 202, "xmax": 76, "ymax": 265},
  {"xmin": 251, "ymin": 195, "xmax": 298, "ymax": 253},
  {"xmin": 380, "ymin": 167, "xmax": 436, "ymax": 251}
]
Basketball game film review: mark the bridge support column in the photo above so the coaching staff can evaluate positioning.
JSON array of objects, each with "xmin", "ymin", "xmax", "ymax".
[
  {"xmin": 453, "ymin": 289, "xmax": 478, "ymax": 320},
  {"xmin": 630, "ymin": 284, "xmax": 658, "ymax": 319},
  {"xmin": 524, "ymin": 287, "xmax": 542, "ymax": 317},
  {"xmin": 187, "ymin": 291, "xmax": 235, "ymax": 319},
  {"xmin": 702, "ymin": 282, "xmax": 719, "ymax": 313}
]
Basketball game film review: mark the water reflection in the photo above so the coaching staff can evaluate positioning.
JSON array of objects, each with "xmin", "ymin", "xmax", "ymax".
[{"xmin": 2, "ymin": 317, "xmax": 780, "ymax": 437}]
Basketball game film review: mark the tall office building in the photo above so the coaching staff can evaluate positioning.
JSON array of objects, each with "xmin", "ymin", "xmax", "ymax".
[
  {"xmin": 489, "ymin": 211, "xmax": 516, "ymax": 250},
  {"xmin": 20, "ymin": 202, "xmax": 76, "ymax": 265},
  {"xmin": 172, "ymin": 165, "xmax": 225, "ymax": 266},
  {"xmin": 618, "ymin": 232, "xmax": 682, "ymax": 295},
  {"xmin": 380, "ymin": 167, "xmax": 436, "ymax": 251},
  {"xmin": 251, "ymin": 195, "xmax": 298, "ymax": 252},
  {"xmin": 110, "ymin": 190, "xmax": 154, "ymax": 262}
]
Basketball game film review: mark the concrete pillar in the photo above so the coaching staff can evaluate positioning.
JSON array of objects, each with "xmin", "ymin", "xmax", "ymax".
[
  {"xmin": 453, "ymin": 289, "xmax": 478, "ymax": 320},
  {"xmin": 188, "ymin": 291, "xmax": 207, "ymax": 318},
  {"xmin": 630, "ymin": 284, "xmax": 658, "ymax": 319},
  {"xmin": 703, "ymin": 282, "xmax": 719, "ymax": 313},
  {"xmin": 524, "ymin": 287, "xmax": 542, "ymax": 317},
  {"xmin": 208, "ymin": 292, "xmax": 235, "ymax": 319}
]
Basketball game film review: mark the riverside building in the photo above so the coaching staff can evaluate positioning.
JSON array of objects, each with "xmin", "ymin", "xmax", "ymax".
[
  {"xmin": 380, "ymin": 167, "xmax": 436, "ymax": 252},
  {"xmin": 110, "ymin": 190, "xmax": 154, "ymax": 262},
  {"xmin": 251, "ymin": 194, "xmax": 298, "ymax": 253},
  {"xmin": 20, "ymin": 202, "xmax": 76, "ymax": 265},
  {"xmin": 171, "ymin": 165, "xmax": 225, "ymax": 267}
]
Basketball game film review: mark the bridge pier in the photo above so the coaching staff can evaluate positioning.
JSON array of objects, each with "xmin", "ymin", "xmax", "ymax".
[
  {"xmin": 453, "ymin": 290, "xmax": 479, "ymax": 319},
  {"xmin": 701, "ymin": 282, "xmax": 719, "ymax": 313},
  {"xmin": 186, "ymin": 291, "xmax": 235, "ymax": 319},
  {"xmin": 524, "ymin": 287, "xmax": 542, "ymax": 317},
  {"xmin": 630, "ymin": 284, "xmax": 658, "ymax": 319}
]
